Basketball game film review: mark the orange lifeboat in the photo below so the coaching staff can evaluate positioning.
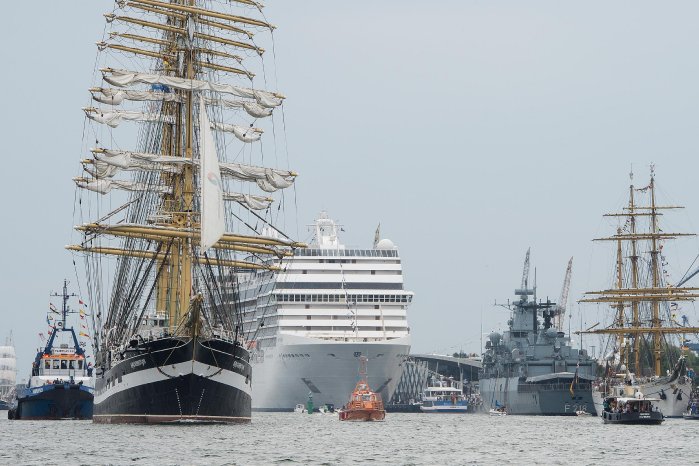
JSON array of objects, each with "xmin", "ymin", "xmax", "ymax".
[{"xmin": 338, "ymin": 357, "xmax": 385, "ymax": 422}]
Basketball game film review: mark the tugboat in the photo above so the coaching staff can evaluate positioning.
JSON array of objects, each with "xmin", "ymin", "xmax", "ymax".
[
  {"xmin": 9, "ymin": 280, "xmax": 94, "ymax": 420},
  {"xmin": 601, "ymin": 395, "xmax": 664, "ymax": 425},
  {"xmin": 339, "ymin": 357, "xmax": 386, "ymax": 422},
  {"xmin": 419, "ymin": 376, "xmax": 469, "ymax": 413}
]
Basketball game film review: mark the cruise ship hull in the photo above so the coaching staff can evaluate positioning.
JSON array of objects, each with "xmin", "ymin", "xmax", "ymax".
[
  {"xmin": 12, "ymin": 383, "xmax": 93, "ymax": 420},
  {"xmin": 251, "ymin": 334, "xmax": 410, "ymax": 411},
  {"xmin": 93, "ymin": 336, "xmax": 251, "ymax": 423},
  {"xmin": 480, "ymin": 375, "xmax": 596, "ymax": 415}
]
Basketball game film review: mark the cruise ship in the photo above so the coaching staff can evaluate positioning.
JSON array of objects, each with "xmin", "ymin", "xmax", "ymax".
[{"xmin": 236, "ymin": 212, "xmax": 412, "ymax": 410}]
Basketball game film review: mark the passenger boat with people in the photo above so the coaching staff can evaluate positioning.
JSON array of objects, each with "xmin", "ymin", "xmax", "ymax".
[
  {"xmin": 419, "ymin": 377, "xmax": 469, "ymax": 413},
  {"xmin": 601, "ymin": 395, "xmax": 664, "ymax": 425},
  {"xmin": 338, "ymin": 357, "xmax": 386, "ymax": 421}
]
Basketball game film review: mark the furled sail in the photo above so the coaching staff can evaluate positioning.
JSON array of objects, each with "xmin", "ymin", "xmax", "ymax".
[
  {"xmin": 88, "ymin": 149, "xmax": 296, "ymax": 191},
  {"xmin": 91, "ymin": 89, "xmax": 272, "ymax": 119},
  {"xmin": 75, "ymin": 178, "xmax": 172, "ymax": 195},
  {"xmin": 205, "ymin": 97, "xmax": 273, "ymax": 118},
  {"xmin": 210, "ymin": 122, "xmax": 263, "ymax": 142},
  {"xmin": 199, "ymin": 98, "xmax": 225, "ymax": 252},
  {"xmin": 223, "ymin": 193, "xmax": 272, "ymax": 210},
  {"xmin": 91, "ymin": 87, "xmax": 182, "ymax": 105},
  {"xmin": 83, "ymin": 108, "xmax": 175, "ymax": 127},
  {"xmin": 102, "ymin": 68, "xmax": 284, "ymax": 108}
]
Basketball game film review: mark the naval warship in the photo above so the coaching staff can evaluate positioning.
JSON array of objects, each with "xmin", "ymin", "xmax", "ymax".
[{"xmin": 480, "ymin": 250, "xmax": 597, "ymax": 415}]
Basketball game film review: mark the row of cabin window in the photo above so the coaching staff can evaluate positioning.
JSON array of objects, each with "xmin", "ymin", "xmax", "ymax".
[
  {"xmin": 276, "ymin": 294, "xmax": 412, "ymax": 303},
  {"xmin": 295, "ymin": 248, "xmax": 398, "ymax": 258},
  {"xmin": 44, "ymin": 359, "xmax": 84, "ymax": 370}
]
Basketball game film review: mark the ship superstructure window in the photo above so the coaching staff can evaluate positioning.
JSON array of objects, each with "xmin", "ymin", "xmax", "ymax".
[
  {"xmin": 69, "ymin": 360, "xmax": 75, "ymax": 369},
  {"xmin": 61, "ymin": 360, "xmax": 67, "ymax": 370},
  {"xmin": 53, "ymin": 360, "xmax": 59, "ymax": 370},
  {"xmin": 44, "ymin": 360, "xmax": 50, "ymax": 369}
]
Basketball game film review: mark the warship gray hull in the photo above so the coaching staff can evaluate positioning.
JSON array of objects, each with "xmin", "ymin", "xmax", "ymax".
[
  {"xmin": 480, "ymin": 375, "xmax": 596, "ymax": 415},
  {"xmin": 480, "ymin": 251, "xmax": 598, "ymax": 415}
]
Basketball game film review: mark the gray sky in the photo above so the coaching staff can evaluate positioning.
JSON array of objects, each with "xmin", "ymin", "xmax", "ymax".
[{"xmin": 4, "ymin": 1, "xmax": 699, "ymax": 374}]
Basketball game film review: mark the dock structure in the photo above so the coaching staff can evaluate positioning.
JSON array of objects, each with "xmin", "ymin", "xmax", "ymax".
[{"xmin": 389, "ymin": 354, "xmax": 482, "ymax": 405}]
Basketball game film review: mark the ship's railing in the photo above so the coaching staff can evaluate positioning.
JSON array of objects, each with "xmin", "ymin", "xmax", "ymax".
[{"xmin": 294, "ymin": 248, "xmax": 398, "ymax": 258}]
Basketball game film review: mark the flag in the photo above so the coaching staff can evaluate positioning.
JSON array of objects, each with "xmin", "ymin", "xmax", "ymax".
[
  {"xmin": 79, "ymin": 331, "xmax": 89, "ymax": 338},
  {"xmin": 38, "ymin": 333, "xmax": 45, "ymax": 341},
  {"xmin": 49, "ymin": 303, "xmax": 59, "ymax": 314},
  {"xmin": 79, "ymin": 299, "xmax": 87, "ymax": 307},
  {"xmin": 373, "ymin": 223, "xmax": 381, "ymax": 248},
  {"xmin": 569, "ymin": 365, "xmax": 579, "ymax": 398}
]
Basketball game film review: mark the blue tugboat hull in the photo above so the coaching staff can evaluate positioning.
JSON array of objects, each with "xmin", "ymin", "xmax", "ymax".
[{"xmin": 14, "ymin": 384, "xmax": 94, "ymax": 420}]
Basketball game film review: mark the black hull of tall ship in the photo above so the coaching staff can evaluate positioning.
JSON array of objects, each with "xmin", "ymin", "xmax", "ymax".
[{"xmin": 93, "ymin": 336, "xmax": 251, "ymax": 424}]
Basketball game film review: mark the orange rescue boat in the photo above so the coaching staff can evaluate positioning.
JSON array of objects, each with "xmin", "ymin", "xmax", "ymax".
[{"xmin": 338, "ymin": 357, "xmax": 386, "ymax": 422}]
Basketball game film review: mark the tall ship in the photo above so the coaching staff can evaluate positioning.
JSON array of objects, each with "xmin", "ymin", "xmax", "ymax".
[
  {"xmin": 480, "ymin": 250, "xmax": 598, "ymax": 415},
  {"xmin": 580, "ymin": 168, "xmax": 698, "ymax": 417},
  {"xmin": 236, "ymin": 213, "xmax": 412, "ymax": 410},
  {"xmin": 0, "ymin": 334, "xmax": 16, "ymax": 410},
  {"xmin": 10, "ymin": 281, "xmax": 94, "ymax": 420},
  {"xmin": 68, "ymin": 0, "xmax": 300, "ymax": 423}
]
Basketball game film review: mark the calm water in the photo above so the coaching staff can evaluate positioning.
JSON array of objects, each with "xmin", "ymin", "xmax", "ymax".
[{"xmin": 1, "ymin": 411, "xmax": 696, "ymax": 465}]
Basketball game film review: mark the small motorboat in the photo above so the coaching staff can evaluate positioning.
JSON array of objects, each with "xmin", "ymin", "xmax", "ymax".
[
  {"xmin": 489, "ymin": 407, "xmax": 507, "ymax": 416},
  {"xmin": 601, "ymin": 395, "xmax": 664, "ymax": 425},
  {"xmin": 338, "ymin": 357, "xmax": 385, "ymax": 422},
  {"xmin": 575, "ymin": 409, "xmax": 592, "ymax": 416}
]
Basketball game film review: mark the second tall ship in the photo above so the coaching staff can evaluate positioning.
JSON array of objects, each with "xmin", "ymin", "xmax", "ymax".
[
  {"xmin": 581, "ymin": 168, "xmax": 698, "ymax": 417},
  {"xmin": 237, "ymin": 213, "xmax": 413, "ymax": 410}
]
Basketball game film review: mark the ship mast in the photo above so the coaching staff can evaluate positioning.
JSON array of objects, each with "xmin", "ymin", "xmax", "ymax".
[{"xmin": 579, "ymin": 169, "xmax": 699, "ymax": 376}]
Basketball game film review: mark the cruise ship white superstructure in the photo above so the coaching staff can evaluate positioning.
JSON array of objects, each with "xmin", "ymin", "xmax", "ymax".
[{"xmin": 236, "ymin": 212, "xmax": 412, "ymax": 410}]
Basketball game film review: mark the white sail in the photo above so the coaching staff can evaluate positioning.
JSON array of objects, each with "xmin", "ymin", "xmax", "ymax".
[
  {"xmin": 210, "ymin": 122, "xmax": 263, "ymax": 142},
  {"xmin": 0, "ymin": 345, "xmax": 16, "ymax": 387},
  {"xmin": 86, "ymin": 159, "xmax": 182, "ymax": 178},
  {"xmin": 199, "ymin": 98, "xmax": 225, "ymax": 252},
  {"xmin": 75, "ymin": 178, "xmax": 172, "ymax": 195},
  {"xmin": 89, "ymin": 149, "xmax": 296, "ymax": 191},
  {"xmin": 102, "ymin": 68, "xmax": 284, "ymax": 108},
  {"xmin": 84, "ymin": 108, "xmax": 175, "ymax": 127},
  {"xmin": 205, "ymin": 97, "xmax": 274, "ymax": 118},
  {"xmin": 223, "ymin": 193, "xmax": 272, "ymax": 210},
  {"xmin": 92, "ymin": 90, "xmax": 272, "ymax": 118},
  {"xmin": 91, "ymin": 88, "xmax": 182, "ymax": 105}
]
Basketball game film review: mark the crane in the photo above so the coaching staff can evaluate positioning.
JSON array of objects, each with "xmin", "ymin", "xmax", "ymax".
[
  {"xmin": 515, "ymin": 248, "xmax": 533, "ymax": 300},
  {"xmin": 521, "ymin": 247, "xmax": 531, "ymax": 289},
  {"xmin": 555, "ymin": 257, "xmax": 573, "ymax": 331}
]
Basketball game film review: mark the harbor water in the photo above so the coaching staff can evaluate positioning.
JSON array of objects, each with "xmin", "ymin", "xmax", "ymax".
[{"xmin": 1, "ymin": 412, "xmax": 695, "ymax": 465}]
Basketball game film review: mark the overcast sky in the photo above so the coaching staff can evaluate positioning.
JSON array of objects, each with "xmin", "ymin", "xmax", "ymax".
[{"xmin": 4, "ymin": 1, "xmax": 699, "ymax": 374}]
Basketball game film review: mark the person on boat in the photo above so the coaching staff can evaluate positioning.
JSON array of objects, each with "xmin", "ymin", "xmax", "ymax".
[{"xmin": 603, "ymin": 399, "xmax": 611, "ymax": 412}]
